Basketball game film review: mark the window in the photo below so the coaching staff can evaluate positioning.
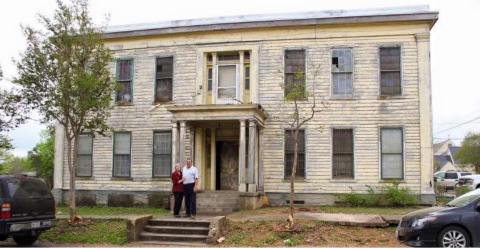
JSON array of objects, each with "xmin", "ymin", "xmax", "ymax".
[
  {"xmin": 216, "ymin": 64, "xmax": 239, "ymax": 102},
  {"xmin": 284, "ymin": 50, "xmax": 305, "ymax": 97},
  {"xmin": 116, "ymin": 59, "xmax": 133, "ymax": 103},
  {"xmin": 113, "ymin": 132, "xmax": 131, "ymax": 177},
  {"xmin": 332, "ymin": 129, "xmax": 354, "ymax": 179},
  {"xmin": 445, "ymin": 172, "xmax": 458, "ymax": 180},
  {"xmin": 76, "ymin": 134, "xmax": 93, "ymax": 177},
  {"xmin": 155, "ymin": 57, "xmax": 173, "ymax": 103},
  {"xmin": 331, "ymin": 48, "xmax": 353, "ymax": 96},
  {"xmin": 380, "ymin": 128, "xmax": 404, "ymax": 179},
  {"xmin": 207, "ymin": 67, "xmax": 213, "ymax": 91},
  {"xmin": 245, "ymin": 65, "xmax": 250, "ymax": 90},
  {"xmin": 153, "ymin": 131, "xmax": 172, "ymax": 177},
  {"xmin": 379, "ymin": 46, "xmax": 401, "ymax": 95},
  {"xmin": 284, "ymin": 130, "xmax": 305, "ymax": 178}
]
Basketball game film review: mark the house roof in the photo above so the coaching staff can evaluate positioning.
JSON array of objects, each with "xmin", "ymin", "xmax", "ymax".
[{"xmin": 103, "ymin": 5, "xmax": 438, "ymax": 39}]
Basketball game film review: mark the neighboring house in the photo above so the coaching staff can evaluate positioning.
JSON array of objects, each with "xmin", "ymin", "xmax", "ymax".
[
  {"xmin": 433, "ymin": 139, "xmax": 474, "ymax": 172},
  {"xmin": 52, "ymin": 5, "xmax": 438, "ymax": 209}
]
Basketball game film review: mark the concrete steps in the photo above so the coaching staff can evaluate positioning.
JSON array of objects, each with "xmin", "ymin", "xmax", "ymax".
[
  {"xmin": 139, "ymin": 218, "xmax": 211, "ymax": 244},
  {"xmin": 196, "ymin": 191, "xmax": 240, "ymax": 214}
]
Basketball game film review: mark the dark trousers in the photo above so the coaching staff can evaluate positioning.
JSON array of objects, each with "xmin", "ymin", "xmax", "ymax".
[
  {"xmin": 183, "ymin": 183, "xmax": 196, "ymax": 216},
  {"xmin": 173, "ymin": 192, "xmax": 183, "ymax": 216}
]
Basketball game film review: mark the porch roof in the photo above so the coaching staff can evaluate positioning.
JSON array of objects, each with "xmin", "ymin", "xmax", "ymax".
[{"xmin": 166, "ymin": 104, "xmax": 268, "ymax": 126}]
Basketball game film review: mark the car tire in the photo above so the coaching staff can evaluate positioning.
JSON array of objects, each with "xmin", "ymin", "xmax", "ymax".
[
  {"xmin": 437, "ymin": 226, "xmax": 471, "ymax": 248},
  {"xmin": 12, "ymin": 234, "xmax": 39, "ymax": 246},
  {"xmin": 0, "ymin": 235, "xmax": 7, "ymax": 241}
]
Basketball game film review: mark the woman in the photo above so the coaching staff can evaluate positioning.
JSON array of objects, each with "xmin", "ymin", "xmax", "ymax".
[{"xmin": 171, "ymin": 163, "xmax": 184, "ymax": 218}]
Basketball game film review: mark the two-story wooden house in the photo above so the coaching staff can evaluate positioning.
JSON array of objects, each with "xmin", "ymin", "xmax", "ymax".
[{"xmin": 53, "ymin": 5, "xmax": 438, "ymax": 211}]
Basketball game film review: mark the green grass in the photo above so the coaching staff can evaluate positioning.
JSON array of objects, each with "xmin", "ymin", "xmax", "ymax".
[
  {"xmin": 56, "ymin": 206, "xmax": 169, "ymax": 216},
  {"xmin": 40, "ymin": 219, "xmax": 127, "ymax": 245}
]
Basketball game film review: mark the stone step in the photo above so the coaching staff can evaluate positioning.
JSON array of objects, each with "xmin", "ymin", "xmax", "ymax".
[
  {"xmin": 148, "ymin": 219, "xmax": 211, "ymax": 228},
  {"xmin": 140, "ymin": 232, "xmax": 208, "ymax": 242},
  {"xmin": 144, "ymin": 225, "xmax": 210, "ymax": 235},
  {"xmin": 134, "ymin": 241, "xmax": 207, "ymax": 246}
]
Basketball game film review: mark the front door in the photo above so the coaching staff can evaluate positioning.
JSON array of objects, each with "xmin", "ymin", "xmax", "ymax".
[{"xmin": 216, "ymin": 141, "xmax": 239, "ymax": 190}]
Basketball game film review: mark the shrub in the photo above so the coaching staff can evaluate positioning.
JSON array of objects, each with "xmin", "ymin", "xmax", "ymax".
[
  {"xmin": 455, "ymin": 186, "xmax": 471, "ymax": 197},
  {"xmin": 338, "ymin": 183, "xmax": 417, "ymax": 207},
  {"xmin": 381, "ymin": 183, "xmax": 418, "ymax": 206}
]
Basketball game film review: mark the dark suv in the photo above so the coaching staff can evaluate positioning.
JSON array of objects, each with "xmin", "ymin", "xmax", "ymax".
[{"xmin": 0, "ymin": 175, "xmax": 55, "ymax": 246}]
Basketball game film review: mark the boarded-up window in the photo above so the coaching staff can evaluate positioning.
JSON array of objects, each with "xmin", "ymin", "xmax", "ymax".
[
  {"xmin": 332, "ymin": 48, "xmax": 353, "ymax": 96},
  {"xmin": 155, "ymin": 57, "xmax": 173, "ymax": 103},
  {"xmin": 380, "ymin": 47, "xmax": 401, "ymax": 95},
  {"xmin": 113, "ymin": 132, "xmax": 131, "ymax": 177},
  {"xmin": 116, "ymin": 59, "xmax": 133, "ymax": 103},
  {"xmin": 381, "ymin": 128, "xmax": 404, "ymax": 179},
  {"xmin": 284, "ymin": 50, "xmax": 305, "ymax": 97},
  {"xmin": 76, "ymin": 134, "xmax": 93, "ymax": 177},
  {"xmin": 153, "ymin": 131, "xmax": 172, "ymax": 177},
  {"xmin": 332, "ymin": 129, "xmax": 354, "ymax": 179},
  {"xmin": 284, "ymin": 130, "xmax": 305, "ymax": 178}
]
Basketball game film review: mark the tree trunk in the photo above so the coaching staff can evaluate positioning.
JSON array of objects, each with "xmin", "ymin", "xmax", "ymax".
[
  {"xmin": 66, "ymin": 135, "xmax": 78, "ymax": 223},
  {"xmin": 289, "ymin": 129, "xmax": 299, "ymax": 227}
]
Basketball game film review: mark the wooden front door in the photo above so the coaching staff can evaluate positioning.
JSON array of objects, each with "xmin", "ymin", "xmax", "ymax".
[{"xmin": 216, "ymin": 141, "xmax": 239, "ymax": 190}]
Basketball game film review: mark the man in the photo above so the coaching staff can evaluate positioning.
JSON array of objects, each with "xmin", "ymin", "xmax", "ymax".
[{"xmin": 182, "ymin": 159, "xmax": 199, "ymax": 219}]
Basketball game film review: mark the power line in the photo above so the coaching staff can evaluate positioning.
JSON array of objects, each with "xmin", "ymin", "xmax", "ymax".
[{"xmin": 434, "ymin": 116, "xmax": 480, "ymax": 134}]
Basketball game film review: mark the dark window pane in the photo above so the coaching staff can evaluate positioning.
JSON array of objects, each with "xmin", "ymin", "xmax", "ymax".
[
  {"xmin": 156, "ymin": 57, "xmax": 173, "ymax": 78},
  {"xmin": 284, "ymin": 50, "xmax": 305, "ymax": 96},
  {"xmin": 381, "ymin": 71, "xmax": 401, "ymax": 95},
  {"xmin": 116, "ymin": 81, "xmax": 132, "ymax": 102},
  {"xmin": 155, "ymin": 78, "xmax": 172, "ymax": 102},
  {"xmin": 77, "ymin": 155, "xmax": 92, "ymax": 177},
  {"xmin": 117, "ymin": 60, "xmax": 132, "ymax": 81},
  {"xmin": 7, "ymin": 178, "xmax": 51, "ymax": 198},
  {"xmin": 380, "ymin": 47, "xmax": 401, "ymax": 71},
  {"xmin": 113, "ymin": 155, "xmax": 131, "ymax": 177},
  {"xmin": 332, "ymin": 129, "xmax": 354, "ymax": 179},
  {"xmin": 284, "ymin": 130, "xmax": 305, "ymax": 178},
  {"xmin": 445, "ymin": 173, "xmax": 458, "ymax": 179},
  {"xmin": 218, "ymin": 53, "xmax": 239, "ymax": 61},
  {"xmin": 245, "ymin": 66, "xmax": 250, "ymax": 90}
]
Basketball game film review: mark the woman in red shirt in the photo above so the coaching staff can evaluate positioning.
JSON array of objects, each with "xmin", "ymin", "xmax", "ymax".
[{"xmin": 171, "ymin": 163, "xmax": 184, "ymax": 217}]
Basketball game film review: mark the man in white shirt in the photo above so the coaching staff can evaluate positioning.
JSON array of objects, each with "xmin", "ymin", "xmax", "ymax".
[{"xmin": 182, "ymin": 159, "xmax": 199, "ymax": 218}]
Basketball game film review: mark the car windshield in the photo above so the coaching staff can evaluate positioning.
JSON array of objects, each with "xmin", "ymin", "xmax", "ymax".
[{"xmin": 447, "ymin": 189, "xmax": 480, "ymax": 207}]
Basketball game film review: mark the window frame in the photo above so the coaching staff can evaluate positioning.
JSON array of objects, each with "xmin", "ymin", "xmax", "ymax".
[
  {"xmin": 378, "ymin": 45, "xmax": 403, "ymax": 97},
  {"xmin": 76, "ymin": 133, "xmax": 94, "ymax": 177},
  {"xmin": 215, "ymin": 63, "xmax": 240, "ymax": 104},
  {"xmin": 379, "ymin": 127, "xmax": 405, "ymax": 180},
  {"xmin": 331, "ymin": 128, "xmax": 355, "ymax": 180},
  {"xmin": 112, "ymin": 131, "xmax": 132, "ymax": 178},
  {"xmin": 283, "ymin": 129, "xmax": 306, "ymax": 180},
  {"xmin": 330, "ymin": 47, "xmax": 354, "ymax": 98},
  {"xmin": 283, "ymin": 48, "xmax": 307, "ymax": 99},
  {"xmin": 154, "ymin": 56, "xmax": 174, "ymax": 103},
  {"xmin": 152, "ymin": 130, "xmax": 173, "ymax": 178},
  {"xmin": 115, "ymin": 58, "xmax": 134, "ymax": 104}
]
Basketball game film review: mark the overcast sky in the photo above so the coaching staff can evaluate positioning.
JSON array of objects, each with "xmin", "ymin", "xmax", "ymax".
[{"xmin": 1, "ymin": 0, "xmax": 479, "ymax": 156}]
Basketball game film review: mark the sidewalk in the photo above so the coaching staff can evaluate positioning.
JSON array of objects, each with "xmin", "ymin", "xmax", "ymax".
[{"xmin": 227, "ymin": 212, "xmax": 402, "ymax": 227}]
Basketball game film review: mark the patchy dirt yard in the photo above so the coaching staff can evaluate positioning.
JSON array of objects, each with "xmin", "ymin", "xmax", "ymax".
[{"xmin": 221, "ymin": 220, "xmax": 402, "ymax": 247}]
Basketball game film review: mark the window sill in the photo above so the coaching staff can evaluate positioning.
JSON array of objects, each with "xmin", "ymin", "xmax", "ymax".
[
  {"xmin": 378, "ymin": 179, "xmax": 405, "ymax": 183},
  {"xmin": 330, "ymin": 179, "xmax": 356, "ymax": 183},
  {"xmin": 152, "ymin": 177, "xmax": 170, "ymax": 181},
  {"xmin": 115, "ymin": 102, "xmax": 134, "ymax": 107},
  {"xmin": 378, "ymin": 95, "xmax": 405, "ymax": 100},
  {"xmin": 111, "ymin": 177, "xmax": 133, "ymax": 181},
  {"xmin": 152, "ymin": 101, "xmax": 174, "ymax": 105},
  {"xmin": 76, "ymin": 176, "xmax": 93, "ymax": 180},
  {"xmin": 329, "ymin": 96, "xmax": 356, "ymax": 100},
  {"xmin": 283, "ymin": 178, "xmax": 307, "ymax": 183}
]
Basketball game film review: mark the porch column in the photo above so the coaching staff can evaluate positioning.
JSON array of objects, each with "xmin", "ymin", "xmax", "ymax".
[
  {"xmin": 238, "ymin": 120, "xmax": 247, "ymax": 192},
  {"xmin": 247, "ymin": 120, "xmax": 257, "ymax": 191},
  {"xmin": 179, "ymin": 121, "xmax": 186, "ymax": 165},
  {"xmin": 210, "ymin": 128, "xmax": 216, "ymax": 190},
  {"xmin": 171, "ymin": 122, "xmax": 179, "ymax": 170}
]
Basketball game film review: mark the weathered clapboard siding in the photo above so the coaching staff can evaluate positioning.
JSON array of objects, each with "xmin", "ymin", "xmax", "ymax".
[{"xmin": 58, "ymin": 21, "xmax": 431, "ymax": 196}]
